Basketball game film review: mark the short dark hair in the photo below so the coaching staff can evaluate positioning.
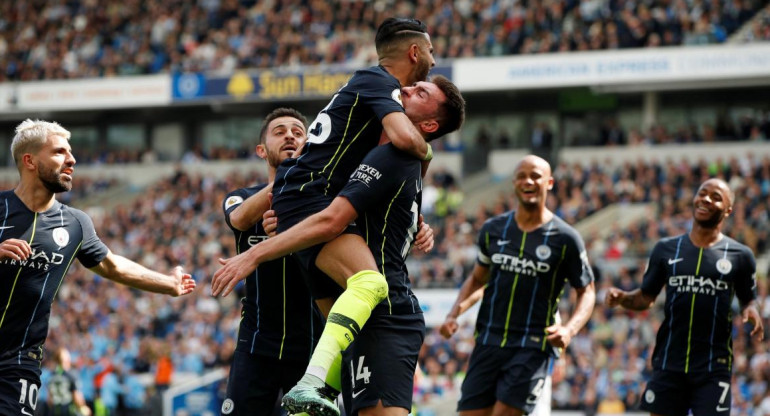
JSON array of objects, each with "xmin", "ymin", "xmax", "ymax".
[
  {"xmin": 375, "ymin": 18, "xmax": 428, "ymax": 58},
  {"xmin": 259, "ymin": 108, "xmax": 308, "ymax": 144},
  {"xmin": 427, "ymin": 75, "xmax": 465, "ymax": 142}
]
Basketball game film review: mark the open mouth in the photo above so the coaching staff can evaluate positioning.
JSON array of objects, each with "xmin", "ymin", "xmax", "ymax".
[{"xmin": 281, "ymin": 144, "xmax": 297, "ymax": 152}]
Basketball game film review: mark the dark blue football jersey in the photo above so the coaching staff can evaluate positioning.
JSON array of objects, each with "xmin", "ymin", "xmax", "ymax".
[
  {"xmin": 0, "ymin": 190, "xmax": 108, "ymax": 360},
  {"xmin": 474, "ymin": 213, "xmax": 593, "ymax": 355},
  {"xmin": 274, "ymin": 65, "xmax": 405, "ymax": 204},
  {"xmin": 338, "ymin": 144, "xmax": 422, "ymax": 316},
  {"xmin": 223, "ymin": 186, "xmax": 323, "ymax": 361},
  {"xmin": 641, "ymin": 234, "xmax": 757, "ymax": 373}
]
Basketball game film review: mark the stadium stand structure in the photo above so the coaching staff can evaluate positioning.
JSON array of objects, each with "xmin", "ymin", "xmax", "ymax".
[{"xmin": 1, "ymin": 1, "xmax": 770, "ymax": 415}]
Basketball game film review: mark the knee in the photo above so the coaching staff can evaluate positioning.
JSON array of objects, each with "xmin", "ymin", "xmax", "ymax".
[{"xmin": 349, "ymin": 270, "xmax": 389, "ymax": 303}]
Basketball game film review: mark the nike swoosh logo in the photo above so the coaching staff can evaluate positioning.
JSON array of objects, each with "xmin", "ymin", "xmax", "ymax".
[
  {"xmin": 21, "ymin": 408, "xmax": 33, "ymax": 416},
  {"xmin": 497, "ymin": 240, "xmax": 510, "ymax": 246},
  {"xmin": 351, "ymin": 388, "xmax": 366, "ymax": 399},
  {"xmin": 716, "ymin": 406, "xmax": 729, "ymax": 412},
  {"xmin": 668, "ymin": 258, "xmax": 684, "ymax": 265},
  {"xmin": 0, "ymin": 225, "xmax": 14, "ymax": 230}
]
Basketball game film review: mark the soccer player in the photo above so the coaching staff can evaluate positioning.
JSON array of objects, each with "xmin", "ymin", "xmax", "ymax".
[
  {"xmin": 439, "ymin": 287, "xmax": 556, "ymax": 416},
  {"xmin": 220, "ymin": 108, "xmax": 326, "ymax": 416},
  {"xmin": 213, "ymin": 75, "xmax": 465, "ymax": 416},
  {"xmin": 47, "ymin": 348, "xmax": 90, "ymax": 416},
  {"xmin": 0, "ymin": 119, "xmax": 196, "ymax": 416},
  {"xmin": 213, "ymin": 16, "xmax": 442, "ymax": 415},
  {"xmin": 440, "ymin": 155, "xmax": 596, "ymax": 416},
  {"xmin": 606, "ymin": 178, "xmax": 763, "ymax": 416}
]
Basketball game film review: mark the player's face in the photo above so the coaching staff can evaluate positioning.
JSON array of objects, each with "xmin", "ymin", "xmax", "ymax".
[
  {"xmin": 260, "ymin": 116, "xmax": 306, "ymax": 168},
  {"xmin": 37, "ymin": 134, "xmax": 75, "ymax": 193},
  {"xmin": 513, "ymin": 159, "xmax": 553, "ymax": 209},
  {"xmin": 401, "ymin": 81, "xmax": 445, "ymax": 126},
  {"xmin": 692, "ymin": 180, "xmax": 732, "ymax": 228},
  {"xmin": 415, "ymin": 34, "xmax": 435, "ymax": 82}
]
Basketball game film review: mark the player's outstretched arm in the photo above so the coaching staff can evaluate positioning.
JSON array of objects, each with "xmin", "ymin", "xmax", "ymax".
[
  {"xmin": 440, "ymin": 263, "xmax": 490, "ymax": 339},
  {"xmin": 606, "ymin": 287, "xmax": 656, "ymax": 311},
  {"xmin": 381, "ymin": 112, "xmax": 430, "ymax": 160},
  {"xmin": 547, "ymin": 282, "xmax": 596, "ymax": 349},
  {"xmin": 212, "ymin": 197, "xmax": 358, "ymax": 297},
  {"xmin": 229, "ymin": 184, "xmax": 273, "ymax": 231},
  {"xmin": 89, "ymin": 251, "xmax": 196, "ymax": 296},
  {"xmin": 741, "ymin": 300, "xmax": 764, "ymax": 341}
]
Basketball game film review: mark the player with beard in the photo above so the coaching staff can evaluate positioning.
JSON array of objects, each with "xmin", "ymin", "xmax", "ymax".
[
  {"xmin": 606, "ymin": 178, "xmax": 763, "ymax": 416},
  {"xmin": 0, "ymin": 119, "xmax": 196, "ymax": 416},
  {"xmin": 215, "ymin": 76, "xmax": 463, "ymax": 416},
  {"xmin": 220, "ymin": 108, "xmax": 326, "ymax": 416},
  {"xmin": 212, "ymin": 17, "xmax": 441, "ymax": 416},
  {"xmin": 440, "ymin": 155, "xmax": 595, "ymax": 416}
]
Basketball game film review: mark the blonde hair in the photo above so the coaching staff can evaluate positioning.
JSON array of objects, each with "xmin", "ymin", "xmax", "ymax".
[{"xmin": 11, "ymin": 119, "xmax": 71, "ymax": 166}]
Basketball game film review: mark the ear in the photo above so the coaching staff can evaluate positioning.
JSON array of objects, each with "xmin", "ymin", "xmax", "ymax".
[
  {"xmin": 418, "ymin": 119, "xmax": 439, "ymax": 134},
  {"xmin": 255, "ymin": 144, "xmax": 267, "ymax": 160},
  {"xmin": 546, "ymin": 176, "xmax": 554, "ymax": 191},
  {"xmin": 409, "ymin": 44, "xmax": 420, "ymax": 63},
  {"xmin": 21, "ymin": 154, "xmax": 36, "ymax": 172}
]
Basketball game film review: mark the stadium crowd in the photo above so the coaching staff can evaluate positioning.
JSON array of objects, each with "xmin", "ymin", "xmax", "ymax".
[
  {"xmin": 21, "ymin": 149, "xmax": 768, "ymax": 415},
  {"xmin": 1, "ymin": 0, "xmax": 768, "ymax": 81}
]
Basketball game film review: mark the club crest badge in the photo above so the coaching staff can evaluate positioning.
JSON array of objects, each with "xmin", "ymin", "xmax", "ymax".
[
  {"xmin": 716, "ymin": 258, "xmax": 732, "ymax": 275},
  {"xmin": 224, "ymin": 196, "xmax": 243, "ymax": 210},
  {"xmin": 645, "ymin": 389, "xmax": 655, "ymax": 403},
  {"xmin": 536, "ymin": 244, "xmax": 551, "ymax": 260},
  {"xmin": 221, "ymin": 398, "xmax": 234, "ymax": 414},
  {"xmin": 391, "ymin": 89, "xmax": 403, "ymax": 107},
  {"xmin": 52, "ymin": 227, "xmax": 69, "ymax": 248}
]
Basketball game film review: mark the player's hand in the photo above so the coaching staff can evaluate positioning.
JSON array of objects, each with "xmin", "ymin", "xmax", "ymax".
[
  {"xmin": 170, "ymin": 266, "xmax": 196, "ymax": 297},
  {"xmin": 0, "ymin": 238, "xmax": 31, "ymax": 261},
  {"xmin": 605, "ymin": 287, "xmax": 625, "ymax": 308},
  {"xmin": 545, "ymin": 324, "xmax": 573, "ymax": 349},
  {"xmin": 439, "ymin": 316, "xmax": 459, "ymax": 339},
  {"xmin": 742, "ymin": 306, "xmax": 764, "ymax": 341},
  {"xmin": 212, "ymin": 252, "xmax": 258, "ymax": 297},
  {"xmin": 413, "ymin": 215, "xmax": 434, "ymax": 253},
  {"xmin": 262, "ymin": 209, "xmax": 278, "ymax": 237}
]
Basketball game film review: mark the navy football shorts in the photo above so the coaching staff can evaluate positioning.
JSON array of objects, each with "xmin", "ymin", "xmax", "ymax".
[
  {"xmin": 640, "ymin": 369, "xmax": 732, "ymax": 416},
  {"xmin": 341, "ymin": 312, "xmax": 425, "ymax": 415},
  {"xmin": 458, "ymin": 345, "xmax": 551, "ymax": 414},
  {"xmin": 221, "ymin": 350, "xmax": 307, "ymax": 416},
  {"xmin": 0, "ymin": 354, "xmax": 42, "ymax": 416}
]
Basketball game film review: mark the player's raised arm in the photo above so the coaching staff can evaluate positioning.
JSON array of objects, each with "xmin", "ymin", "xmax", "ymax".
[
  {"xmin": 228, "ymin": 183, "xmax": 273, "ymax": 231},
  {"xmin": 212, "ymin": 197, "xmax": 359, "ymax": 297},
  {"xmin": 382, "ymin": 112, "xmax": 431, "ymax": 160},
  {"xmin": 89, "ymin": 251, "xmax": 196, "ymax": 297}
]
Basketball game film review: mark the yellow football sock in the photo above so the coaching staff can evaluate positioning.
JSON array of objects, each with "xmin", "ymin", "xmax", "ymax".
[
  {"xmin": 325, "ymin": 353, "xmax": 342, "ymax": 393},
  {"xmin": 306, "ymin": 270, "xmax": 388, "ymax": 381}
]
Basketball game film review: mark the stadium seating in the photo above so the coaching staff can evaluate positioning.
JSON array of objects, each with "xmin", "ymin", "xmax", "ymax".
[{"xmin": 1, "ymin": 0, "xmax": 769, "ymax": 81}]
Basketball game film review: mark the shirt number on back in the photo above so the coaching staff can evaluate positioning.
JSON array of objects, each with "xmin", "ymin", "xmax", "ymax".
[{"xmin": 307, "ymin": 94, "xmax": 339, "ymax": 144}]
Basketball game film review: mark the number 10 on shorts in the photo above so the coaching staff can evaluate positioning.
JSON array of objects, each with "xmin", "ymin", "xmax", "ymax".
[{"xmin": 350, "ymin": 356, "xmax": 372, "ymax": 385}]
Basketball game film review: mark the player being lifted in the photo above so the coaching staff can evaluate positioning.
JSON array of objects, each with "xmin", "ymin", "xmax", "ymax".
[
  {"xmin": 214, "ymin": 75, "xmax": 464, "ymax": 416},
  {"xmin": 213, "ymin": 17, "xmax": 445, "ymax": 416}
]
